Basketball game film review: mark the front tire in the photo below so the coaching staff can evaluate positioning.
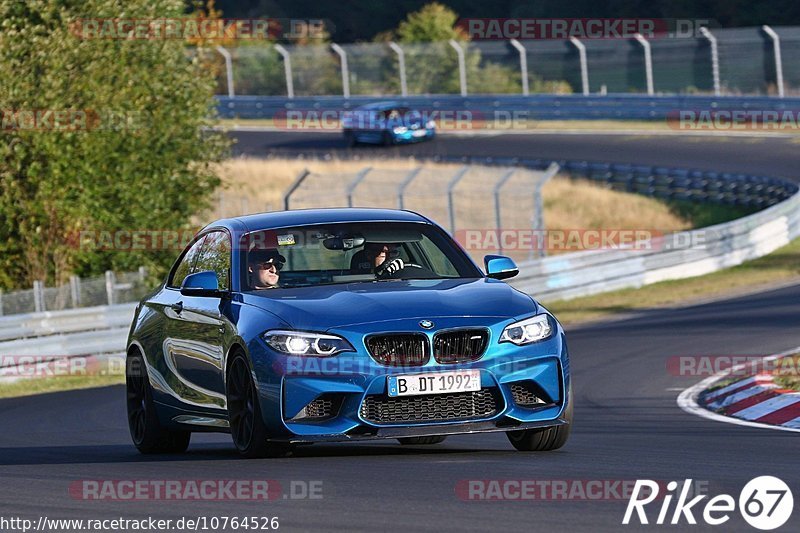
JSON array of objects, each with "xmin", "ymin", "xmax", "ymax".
[
  {"xmin": 226, "ymin": 352, "xmax": 291, "ymax": 459},
  {"xmin": 506, "ymin": 386, "xmax": 572, "ymax": 452},
  {"xmin": 126, "ymin": 350, "xmax": 191, "ymax": 454}
]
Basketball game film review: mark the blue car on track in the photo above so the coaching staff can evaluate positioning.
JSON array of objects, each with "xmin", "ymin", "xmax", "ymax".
[
  {"xmin": 126, "ymin": 208, "xmax": 572, "ymax": 458},
  {"xmin": 342, "ymin": 102, "xmax": 436, "ymax": 146}
]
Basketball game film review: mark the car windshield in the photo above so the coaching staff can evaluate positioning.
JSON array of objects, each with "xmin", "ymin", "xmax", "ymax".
[{"xmin": 242, "ymin": 221, "xmax": 480, "ymax": 290}]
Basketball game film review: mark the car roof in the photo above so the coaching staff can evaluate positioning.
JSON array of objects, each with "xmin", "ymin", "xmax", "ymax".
[
  {"xmin": 354, "ymin": 101, "xmax": 403, "ymax": 111},
  {"xmin": 207, "ymin": 207, "xmax": 431, "ymax": 233}
]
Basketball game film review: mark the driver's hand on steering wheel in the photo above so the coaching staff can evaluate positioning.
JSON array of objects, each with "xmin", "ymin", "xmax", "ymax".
[{"xmin": 378, "ymin": 258, "xmax": 405, "ymax": 277}]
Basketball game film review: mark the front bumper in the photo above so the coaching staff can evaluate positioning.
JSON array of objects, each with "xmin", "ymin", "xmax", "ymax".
[{"xmin": 247, "ymin": 316, "xmax": 570, "ymax": 442}]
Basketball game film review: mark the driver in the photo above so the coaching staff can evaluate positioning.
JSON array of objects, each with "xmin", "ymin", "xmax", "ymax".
[
  {"xmin": 248, "ymin": 249, "xmax": 285, "ymax": 289},
  {"xmin": 364, "ymin": 242, "xmax": 405, "ymax": 278}
]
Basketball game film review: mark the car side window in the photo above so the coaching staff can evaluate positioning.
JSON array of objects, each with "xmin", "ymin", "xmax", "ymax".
[
  {"xmin": 193, "ymin": 231, "xmax": 231, "ymax": 291},
  {"xmin": 168, "ymin": 236, "xmax": 207, "ymax": 289}
]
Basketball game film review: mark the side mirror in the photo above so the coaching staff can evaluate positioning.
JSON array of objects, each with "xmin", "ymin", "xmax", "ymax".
[
  {"xmin": 484, "ymin": 255, "xmax": 519, "ymax": 280},
  {"xmin": 181, "ymin": 271, "xmax": 222, "ymax": 297}
]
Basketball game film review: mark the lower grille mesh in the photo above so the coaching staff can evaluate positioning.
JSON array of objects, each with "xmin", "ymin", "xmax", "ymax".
[
  {"xmin": 360, "ymin": 389, "xmax": 499, "ymax": 424},
  {"xmin": 510, "ymin": 382, "xmax": 552, "ymax": 408}
]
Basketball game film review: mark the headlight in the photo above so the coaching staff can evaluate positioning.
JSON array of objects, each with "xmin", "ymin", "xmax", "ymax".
[
  {"xmin": 499, "ymin": 314, "xmax": 553, "ymax": 345},
  {"xmin": 264, "ymin": 330, "xmax": 354, "ymax": 356},
  {"xmin": 392, "ymin": 126, "xmax": 408, "ymax": 134}
]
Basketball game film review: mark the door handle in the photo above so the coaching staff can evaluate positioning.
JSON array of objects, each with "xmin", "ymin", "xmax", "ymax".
[{"xmin": 170, "ymin": 301, "xmax": 184, "ymax": 314}]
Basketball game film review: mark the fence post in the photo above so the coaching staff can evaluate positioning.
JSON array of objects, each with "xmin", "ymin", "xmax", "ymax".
[
  {"xmin": 762, "ymin": 25, "xmax": 785, "ymax": 98},
  {"xmin": 215, "ymin": 45, "xmax": 235, "ymax": 98},
  {"xmin": 283, "ymin": 169, "xmax": 310, "ymax": 210},
  {"xmin": 105, "ymin": 271, "xmax": 115, "ymax": 306},
  {"xmin": 699, "ymin": 27, "xmax": 721, "ymax": 96},
  {"xmin": 330, "ymin": 43, "xmax": 351, "ymax": 98},
  {"xmin": 509, "ymin": 39, "xmax": 529, "ymax": 96},
  {"xmin": 274, "ymin": 44, "xmax": 294, "ymax": 99},
  {"xmin": 388, "ymin": 42, "xmax": 408, "ymax": 97},
  {"xmin": 346, "ymin": 167, "xmax": 372, "ymax": 207},
  {"xmin": 533, "ymin": 163, "xmax": 560, "ymax": 259},
  {"xmin": 448, "ymin": 40, "xmax": 467, "ymax": 96},
  {"xmin": 569, "ymin": 37, "xmax": 590, "ymax": 95},
  {"xmin": 446, "ymin": 166, "xmax": 470, "ymax": 235},
  {"xmin": 33, "ymin": 280, "xmax": 45, "ymax": 313},
  {"xmin": 634, "ymin": 33, "xmax": 654, "ymax": 95},
  {"xmin": 138, "ymin": 266, "xmax": 147, "ymax": 282},
  {"xmin": 69, "ymin": 275, "xmax": 81, "ymax": 308},
  {"xmin": 397, "ymin": 166, "xmax": 423, "ymax": 209},
  {"xmin": 493, "ymin": 169, "xmax": 517, "ymax": 254}
]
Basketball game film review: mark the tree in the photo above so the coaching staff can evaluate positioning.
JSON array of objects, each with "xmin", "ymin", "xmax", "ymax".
[{"xmin": 0, "ymin": 0, "xmax": 228, "ymax": 290}]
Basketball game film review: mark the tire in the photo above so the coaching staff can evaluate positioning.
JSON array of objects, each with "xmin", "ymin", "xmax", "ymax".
[
  {"xmin": 506, "ymin": 386, "xmax": 572, "ymax": 452},
  {"xmin": 226, "ymin": 352, "xmax": 292, "ymax": 459},
  {"xmin": 398, "ymin": 436, "xmax": 447, "ymax": 445},
  {"xmin": 126, "ymin": 350, "xmax": 191, "ymax": 454},
  {"xmin": 344, "ymin": 130, "xmax": 357, "ymax": 147},
  {"xmin": 382, "ymin": 131, "xmax": 395, "ymax": 146}
]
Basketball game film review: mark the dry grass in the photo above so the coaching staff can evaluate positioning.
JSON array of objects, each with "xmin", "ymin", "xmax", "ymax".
[
  {"xmin": 212, "ymin": 157, "xmax": 692, "ymax": 240},
  {"xmin": 542, "ymin": 178, "xmax": 691, "ymax": 232}
]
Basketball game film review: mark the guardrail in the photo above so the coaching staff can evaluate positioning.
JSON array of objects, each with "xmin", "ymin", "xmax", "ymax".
[
  {"xmin": 0, "ymin": 303, "xmax": 136, "ymax": 342},
  {"xmin": 216, "ymin": 94, "xmax": 800, "ymax": 121}
]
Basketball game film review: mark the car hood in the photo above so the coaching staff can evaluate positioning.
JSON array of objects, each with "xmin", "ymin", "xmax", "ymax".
[{"xmin": 241, "ymin": 278, "xmax": 537, "ymax": 330}]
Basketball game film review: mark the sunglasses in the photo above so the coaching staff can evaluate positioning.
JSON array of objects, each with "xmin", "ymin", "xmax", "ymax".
[
  {"xmin": 255, "ymin": 261, "xmax": 282, "ymax": 272},
  {"xmin": 372, "ymin": 245, "xmax": 400, "ymax": 258}
]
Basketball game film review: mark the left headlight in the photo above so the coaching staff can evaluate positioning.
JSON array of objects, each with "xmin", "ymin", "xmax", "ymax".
[
  {"xmin": 392, "ymin": 126, "xmax": 408, "ymax": 134},
  {"xmin": 263, "ymin": 330, "xmax": 355, "ymax": 357},
  {"xmin": 499, "ymin": 314, "xmax": 553, "ymax": 345}
]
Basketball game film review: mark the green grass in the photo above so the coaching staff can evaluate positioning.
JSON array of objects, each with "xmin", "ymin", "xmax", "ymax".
[
  {"xmin": 773, "ymin": 355, "xmax": 800, "ymax": 391},
  {"xmin": 0, "ymin": 373, "xmax": 124, "ymax": 399},
  {"xmin": 666, "ymin": 200, "xmax": 758, "ymax": 228},
  {"xmin": 547, "ymin": 237, "xmax": 800, "ymax": 325}
]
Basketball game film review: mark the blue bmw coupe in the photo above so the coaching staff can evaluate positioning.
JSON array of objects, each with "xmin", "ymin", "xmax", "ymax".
[{"xmin": 126, "ymin": 208, "xmax": 572, "ymax": 458}]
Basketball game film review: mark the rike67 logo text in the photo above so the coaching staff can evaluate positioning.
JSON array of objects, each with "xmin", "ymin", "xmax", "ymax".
[{"xmin": 624, "ymin": 477, "xmax": 793, "ymax": 530}]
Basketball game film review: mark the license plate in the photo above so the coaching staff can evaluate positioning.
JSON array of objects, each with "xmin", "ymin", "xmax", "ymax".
[
  {"xmin": 387, "ymin": 370, "xmax": 480, "ymax": 397},
  {"xmin": 412, "ymin": 129, "xmax": 427, "ymax": 137}
]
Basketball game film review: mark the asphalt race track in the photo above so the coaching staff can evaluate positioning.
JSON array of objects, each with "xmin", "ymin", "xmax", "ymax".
[{"xmin": 1, "ymin": 131, "xmax": 798, "ymax": 531}]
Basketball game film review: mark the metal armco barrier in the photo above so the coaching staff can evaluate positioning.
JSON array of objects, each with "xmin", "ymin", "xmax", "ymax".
[{"xmin": 216, "ymin": 94, "xmax": 800, "ymax": 121}]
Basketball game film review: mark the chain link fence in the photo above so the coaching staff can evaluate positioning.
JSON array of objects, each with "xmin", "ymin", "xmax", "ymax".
[
  {"xmin": 0, "ymin": 268, "xmax": 150, "ymax": 316},
  {"xmin": 211, "ymin": 26, "xmax": 800, "ymax": 97},
  {"xmin": 283, "ymin": 163, "xmax": 558, "ymax": 266}
]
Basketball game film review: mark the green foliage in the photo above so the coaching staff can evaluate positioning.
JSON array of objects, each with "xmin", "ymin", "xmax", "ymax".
[
  {"xmin": 0, "ymin": 0, "xmax": 228, "ymax": 290},
  {"xmin": 395, "ymin": 2, "xmax": 466, "ymax": 43}
]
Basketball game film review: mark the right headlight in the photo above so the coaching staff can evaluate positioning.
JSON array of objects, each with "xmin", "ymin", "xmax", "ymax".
[{"xmin": 499, "ymin": 314, "xmax": 553, "ymax": 345}]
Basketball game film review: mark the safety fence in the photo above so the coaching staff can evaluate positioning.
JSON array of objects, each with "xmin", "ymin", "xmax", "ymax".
[
  {"xmin": 0, "ymin": 268, "xmax": 149, "ymax": 317},
  {"xmin": 211, "ymin": 26, "xmax": 800, "ymax": 98}
]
